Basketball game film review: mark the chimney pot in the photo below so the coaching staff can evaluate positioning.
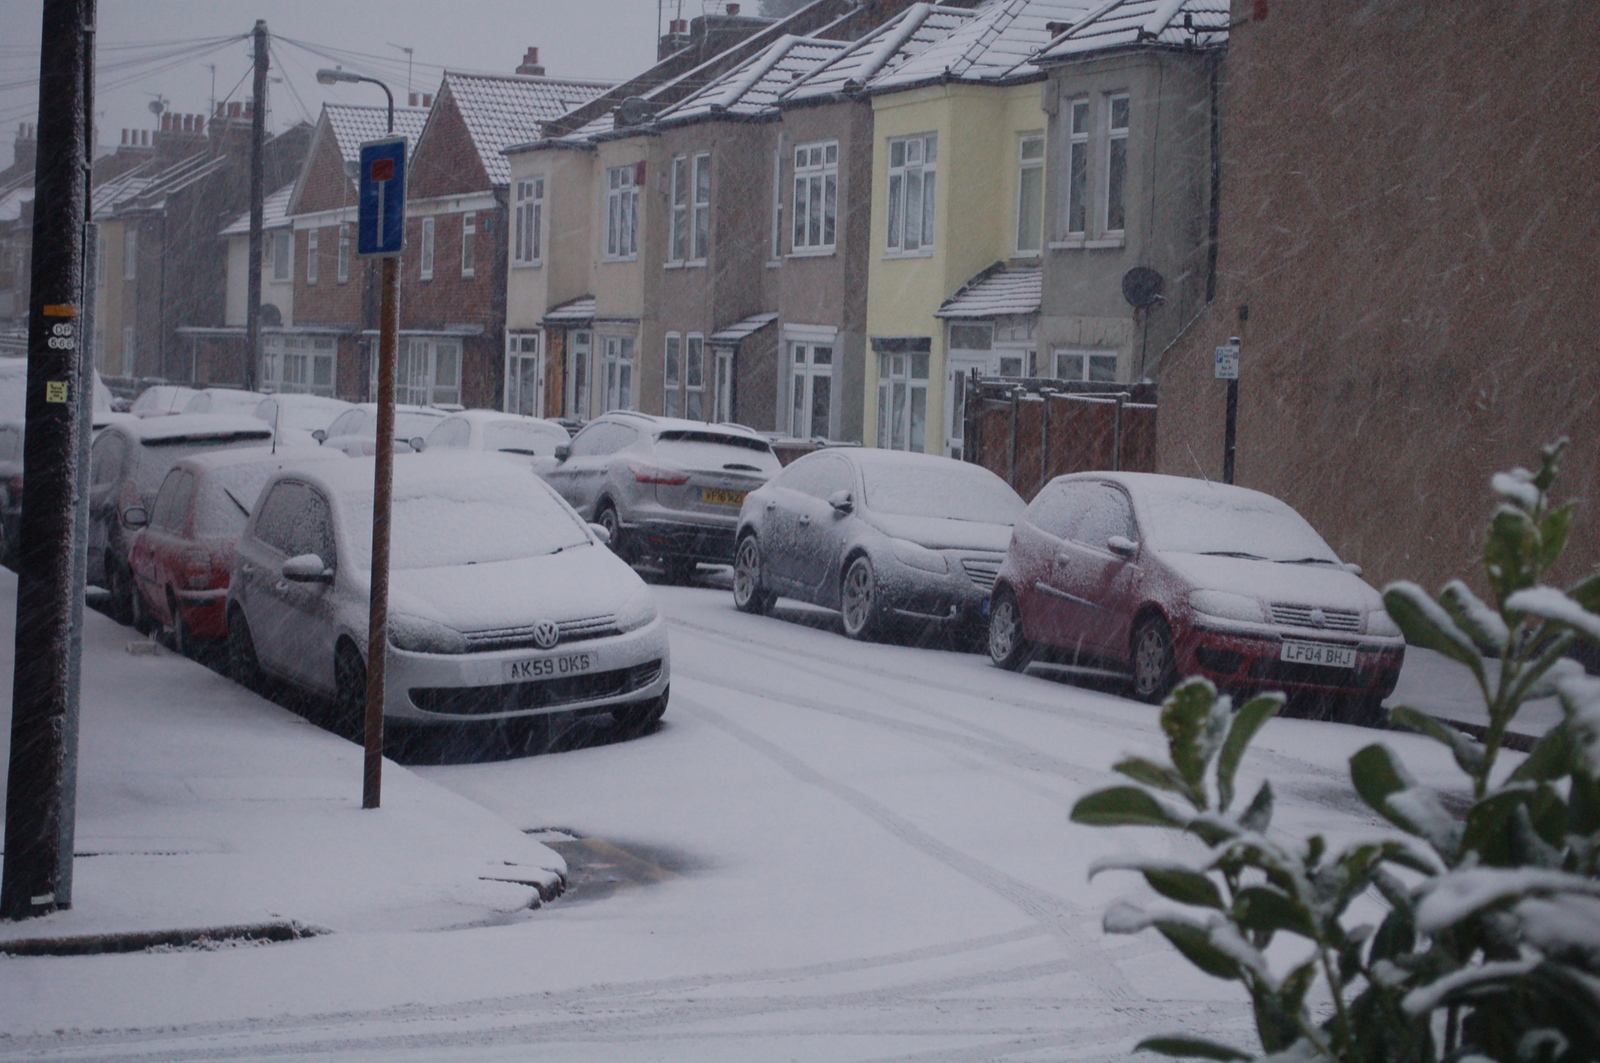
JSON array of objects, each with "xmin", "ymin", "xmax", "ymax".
[
  {"xmin": 422, "ymin": 93, "xmax": 434, "ymax": 107},
  {"xmin": 516, "ymin": 46, "xmax": 545, "ymax": 76},
  {"xmin": 726, "ymin": 2, "xmax": 740, "ymax": 14}
]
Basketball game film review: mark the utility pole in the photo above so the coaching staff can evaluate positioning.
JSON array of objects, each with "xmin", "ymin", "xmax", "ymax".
[
  {"xmin": 1, "ymin": 0, "xmax": 95, "ymax": 921},
  {"xmin": 243, "ymin": 19, "xmax": 267, "ymax": 391}
]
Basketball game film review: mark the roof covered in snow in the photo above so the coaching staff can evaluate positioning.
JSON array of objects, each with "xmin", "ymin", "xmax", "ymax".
[
  {"xmin": 659, "ymin": 37, "xmax": 852, "ymax": 123},
  {"xmin": 709, "ymin": 312, "xmax": 779, "ymax": 344},
  {"xmin": 324, "ymin": 104, "xmax": 429, "ymax": 165},
  {"xmin": 937, "ymin": 264, "xmax": 1042, "ymax": 318},
  {"xmin": 220, "ymin": 183, "xmax": 295, "ymax": 236},
  {"xmin": 1034, "ymin": 0, "xmax": 1228, "ymax": 61},
  {"xmin": 543, "ymin": 296, "xmax": 596, "ymax": 324},
  {"xmin": 865, "ymin": 0, "xmax": 1092, "ymax": 90},
  {"xmin": 437, "ymin": 72, "xmax": 613, "ymax": 185},
  {"xmin": 783, "ymin": 3, "xmax": 978, "ymax": 101}
]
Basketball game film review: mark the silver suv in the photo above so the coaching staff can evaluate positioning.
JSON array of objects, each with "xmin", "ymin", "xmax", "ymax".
[{"xmin": 537, "ymin": 412, "xmax": 781, "ymax": 582}]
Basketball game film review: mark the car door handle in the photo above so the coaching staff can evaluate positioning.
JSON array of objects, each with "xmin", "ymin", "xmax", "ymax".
[
  {"xmin": 765, "ymin": 500, "xmax": 776, "ymax": 510},
  {"xmin": 274, "ymin": 580, "xmax": 288, "ymax": 592},
  {"xmin": 798, "ymin": 515, "xmax": 811, "ymax": 526}
]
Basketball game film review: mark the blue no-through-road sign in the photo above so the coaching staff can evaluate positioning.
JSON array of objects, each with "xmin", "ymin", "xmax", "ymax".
[{"xmin": 357, "ymin": 136, "xmax": 406, "ymax": 257}]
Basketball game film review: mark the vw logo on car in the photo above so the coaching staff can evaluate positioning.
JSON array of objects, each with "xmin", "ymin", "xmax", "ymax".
[{"xmin": 533, "ymin": 619, "xmax": 561, "ymax": 650}]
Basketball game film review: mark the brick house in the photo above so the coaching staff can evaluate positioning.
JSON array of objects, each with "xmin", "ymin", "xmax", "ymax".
[
  {"xmin": 0, "ymin": 123, "xmax": 38, "ymax": 332},
  {"xmin": 1154, "ymin": 0, "xmax": 1600, "ymax": 590}
]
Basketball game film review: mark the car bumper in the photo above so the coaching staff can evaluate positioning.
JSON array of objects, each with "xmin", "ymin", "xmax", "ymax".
[
  {"xmin": 1182, "ymin": 624, "xmax": 1404, "ymax": 700},
  {"xmin": 877, "ymin": 553, "xmax": 1001, "ymax": 626},
  {"xmin": 625, "ymin": 518, "xmax": 738, "ymax": 563},
  {"xmin": 382, "ymin": 615, "xmax": 671, "ymax": 724},
  {"xmin": 174, "ymin": 588, "xmax": 229, "ymax": 639}
]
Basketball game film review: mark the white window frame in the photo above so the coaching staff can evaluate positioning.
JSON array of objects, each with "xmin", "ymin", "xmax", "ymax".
[
  {"xmin": 271, "ymin": 230, "xmax": 292, "ymax": 282},
  {"xmin": 690, "ymin": 153, "xmax": 710, "ymax": 263},
  {"xmin": 568, "ymin": 329, "xmax": 593, "ymax": 420},
  {"xmin": 513, "ymin": 177, "xmax": 544, "ymax": 266},
  {"xmin": 419, "ymin": 216, "xmax": 435, "ymax": 280},
  {"xmin": 306, "ymin": 227, "xmax": 319, "ymax": 285},
  {"xmin": 262, "ymin": 334, "xmax": 337, "ymax": 397},
  {"xmin": 460, "ymin": 212, "xmax": 476, "ymax": 278},
  {"xmin": 392, "ymin": 336, "xmax": 461, "ymax": 406},
  {"xmin": 1053, "ymin": 347, "xmax": 1119, "ymax": 383},
  {"xmin": 669, "ymin": 156, "xmax": 689, "ymax": 264},
  {"xmin": 792, "ymin": 140, "xmax": 838, "ymax": 253},
  {"xmin": 337, "ymin": 224, "xmax": 350, "ymax": 283},
  {"xmin": 713, "ymin": 346, "xmax": 734, "ymax": 422},
  {"xmin": 604, "ymin": 164, "xmax": 640, "ymax": 261},
  {"xmin": 1066, "ymin": 99, "xmax": 1090, "ymax": 237},
  {"xmin": 769, "ymin": 149, "xmax": 784, "ymax": 263},
  {"xmin": 600, "ymin": 335, "xmax": 635, "ymax": 411},
  {"xmin": 876, "ymin": 349, "xmax": 929, "ymax": 452},
  {"xmin": 123, "ymin": 227, "xmax": 136, "ymax": 280},
  {"xmin": 789, "ymin": 340, "xmax": 834, "ymax": 440},
  {"xmin": 885, "ymin": 133, "xmax": 937, "ymax": 256},
  {"xmin": 505, "ymin": 330, "xmax": 543, "ymax": 416},
  {"xmin": 663, "ymin": 332, "xmax": 682, "ymax": 416},
  {"xmin": 683, "ymin": 334, "xmax": 705, "ymax": 420},
  {"xmin": 1103, "ymin": 94, "xmax": 1130, "ymax": 235},
  {"xmin": 1016, "ymin": 134, "xmax": 1045, "ymax": 255}
]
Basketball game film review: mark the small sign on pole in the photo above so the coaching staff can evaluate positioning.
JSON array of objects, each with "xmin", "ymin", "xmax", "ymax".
[
  {"xmin": 357, "ymin": 137, "xmax": 406, "ymax": 258},
  {"xmin": 1214, "ymin": 342, "xmax": 1240, "ymax": 380}
]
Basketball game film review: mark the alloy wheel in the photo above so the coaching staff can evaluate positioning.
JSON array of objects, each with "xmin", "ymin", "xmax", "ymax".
[
  {"xmin": 840, "ymin": 557, "xmax": 877, "ymax": 640},
  {"xmin": 987, "ymin": 591, "xmax": 1030, "ymax": 670},
  {"xmin": 1131, "ymin": 619, "xmax": 1175, "ymax": 703},
  {"xmin": 732, "ymin": 536, "xmax": 772, "ymax": 614}
]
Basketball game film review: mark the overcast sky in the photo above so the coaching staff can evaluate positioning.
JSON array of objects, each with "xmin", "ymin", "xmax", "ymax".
[{"xmin": 0, "ymin": 0, "xmax": 726, "ymax": 165}]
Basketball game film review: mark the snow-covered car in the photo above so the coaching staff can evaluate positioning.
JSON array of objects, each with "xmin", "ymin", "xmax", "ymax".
[
  {"xmin": 185, "ymin": 388, "xmax": 268, "ymax": 416},
  {"xmin": 535, "ymin": 412, "xmax": 782, "ymax": 582},
  {"xmin": 733, "ymin": 448, "xmax": 1025, "ymax": 640},
  {"xmin": 985, "ymin": 472, "xmax": 1405, "ymax": 720},
  {"xmin": 124, "ymin": 446, "xmax": 348, "ymax": 654},
  {"xmin": 316, "ymin": 403, "xmax": 449, "ymax": 457},
  {"xmin": 88, "ymin": 414, "xmax": 275, "ymax": 621},
  {"xmin": 253, "ymin": 394, "xmax": 354, "ymax": 435},
  {"xmin": 225, "ymin": 453, "xmax": 669, "ymax": 739},
  {"xmin": 423, "ymin": 409, "xmax": 571, "ymax": 465},
  {"xmin": 129, "ymin": 385, "xmax": 201, "ymax": 417}
]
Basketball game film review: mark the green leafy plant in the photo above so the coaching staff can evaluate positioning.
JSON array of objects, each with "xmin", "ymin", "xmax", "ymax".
[{"xmin": 1072, "ymin": 441, "xmax": 1600, "ymax": 1063}]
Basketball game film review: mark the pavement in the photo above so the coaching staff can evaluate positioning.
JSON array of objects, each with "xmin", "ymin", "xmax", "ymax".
[{"xmin": 0, "ymin": 568, "xmax": 565, "ymax": 952}]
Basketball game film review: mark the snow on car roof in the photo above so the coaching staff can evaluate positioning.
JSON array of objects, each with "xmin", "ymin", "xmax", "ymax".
[
  {"xmin": 287, "ymin": 451, "xmax": 544, "ymax": 499},
  {"xmin": 174, "ymin": 445, "xmax": 346, "ymax": 474},
  {"xmin": 113, "ymin": 413, "xmax": 275, "ymax": 443}
]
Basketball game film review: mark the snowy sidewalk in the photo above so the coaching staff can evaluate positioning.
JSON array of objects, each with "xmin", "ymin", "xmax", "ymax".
[{"xmin": 0, "ymin": 569, "xmax": 564, "ymax": 949}]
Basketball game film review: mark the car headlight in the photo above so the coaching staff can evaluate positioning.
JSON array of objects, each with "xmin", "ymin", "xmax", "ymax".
[
  {"xmin": 890, "ymin": 538, "xmax": 947, "ymax": 574},
  {"xmin": 1188, "ymin": 589, "xmax": 1264, "ymax": 623},
  {"xmin": 1367, "ymin": 609, "xmax": 1401, "ymax": 637},
  {"xmin": 387, "ymin": 613, "xmax": 468, "ymax": 654},
  {"xmin": 614, "ymin": 585, "xmax": 659, "ymax": 633}
]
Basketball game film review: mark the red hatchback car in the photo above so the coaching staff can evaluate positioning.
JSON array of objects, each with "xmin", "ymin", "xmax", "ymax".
[
  {"xmin": 986, "ymin": 472, "xmax": 1404, "ymax": 721},
  {"xmin": 125, "ymin": 447, "xmax": 346, "ymax": 654}
]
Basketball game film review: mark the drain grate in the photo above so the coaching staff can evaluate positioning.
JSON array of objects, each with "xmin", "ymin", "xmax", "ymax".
[{"xmin": 0, "ymin": 920, "xmax": 326, "ymax": 957}]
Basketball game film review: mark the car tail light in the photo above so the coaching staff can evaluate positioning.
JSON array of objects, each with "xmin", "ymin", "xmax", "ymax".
[
  {"xmin": 629, "ymin": 461, "xmax": 690, "ymax": 485},
  {"xmin": 183, "ymin": 549, "xmax": 213, "ymax": 590}
]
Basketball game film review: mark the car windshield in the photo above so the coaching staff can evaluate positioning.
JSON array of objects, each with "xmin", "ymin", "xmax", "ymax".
[
  {"xmin": 341, "ymin": 478, "xmax": 592, "ymax": 570},
  {"xmin": 1136, "ymin": 487, "xmax": 1339, "ymax": 562},
  {"xmin": 860, "ymin": 462, "xmax": 1026, "ymax": 523},
  {"xmin": 194, "ymin": 462, "xmax": 312, "ymax": 538},
  {"xmin": 482, "ymin": 421, "xmax": 564, "ymax": 455}
]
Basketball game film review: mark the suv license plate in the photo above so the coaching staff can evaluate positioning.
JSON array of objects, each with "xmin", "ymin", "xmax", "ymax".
[
  {"xmin": 505, "ymin": 653, "xmax": 593, "ymax": 681},
  {"xmin": 1280, "ymin": 640, "xmax": 1356, "ymax": 668},
  {"xmin": 700, "ymin": 488, "xmax": 746, "ymax": 506}
]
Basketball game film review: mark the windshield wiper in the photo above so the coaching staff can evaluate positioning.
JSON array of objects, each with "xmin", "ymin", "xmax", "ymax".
[
  {"xmin": 1200, "ymin": 550, "xmax": 1268, "ymax": 560},
  {"xmin": 1276, "ymin": 556, "xmax": 1341, "ymax": 566}
]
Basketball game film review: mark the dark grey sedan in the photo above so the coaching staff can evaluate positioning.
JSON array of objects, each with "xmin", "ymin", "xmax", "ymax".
[{"xmin": 732, "ymin": 448, "xmax": 1026, "ymax": 640}]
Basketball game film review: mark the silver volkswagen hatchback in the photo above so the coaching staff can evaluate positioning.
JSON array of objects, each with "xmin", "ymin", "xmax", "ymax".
[{"xmin": 535, "ymin": 412, "xmax": 782, "ymax": 582}]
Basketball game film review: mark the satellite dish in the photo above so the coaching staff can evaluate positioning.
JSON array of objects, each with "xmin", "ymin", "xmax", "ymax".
[
  {"xmin": 1121, "ymin": 266, "xmax": 1165, "ymax": 310},
  {"xmin": 147, "ymin": 98, "xmax": 167, "ymax": 116},
  {"xmin": 616, "ymin": 97, "xmax": 655, "ymax": 128}
]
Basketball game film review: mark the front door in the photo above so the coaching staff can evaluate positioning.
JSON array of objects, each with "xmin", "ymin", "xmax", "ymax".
[
  {"xmin": 945, "ymin": 355, "xmax": 987, "ymax": 458},
  {"xmin": 567, "ymin": 330, "xmax": 593, "ymax": 420},
  {"xmin": 712, "ymin": 346, "xmax": 734, "ymax": 422},
  {"xmin": 505, "ymin": 332, "xmax": 543, "ymax": 417}
]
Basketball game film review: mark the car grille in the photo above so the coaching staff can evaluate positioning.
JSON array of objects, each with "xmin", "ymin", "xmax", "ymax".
[
  {"xmin": 410, "ymin": 659, "xmax": 663, "ymax": 716},
  {"xmin": 1269, "ymin": 604, "xmax": 1362, "ymax": 632},
  {"xmin": 462, "ymin": 614, "xmax": 621, "ymax": 652},
  {"xmin": 961, "ymin": 557, "xmax": 1002, "ymax": 591}
]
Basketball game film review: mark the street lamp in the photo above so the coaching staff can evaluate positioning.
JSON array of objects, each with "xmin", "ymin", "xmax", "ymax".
[
  {"xmin": 316, "ymin": 65, "xmax": 401, "ymax": 809},
  {"xmin": 316, "ymin": 68, "xmax": 394, "ymax": 133}
]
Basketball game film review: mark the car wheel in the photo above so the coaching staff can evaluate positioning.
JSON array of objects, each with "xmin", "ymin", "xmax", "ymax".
[
  {"xmin": 987, "ymin": 588, "xmax": 1032, "ymax": 670},
  {"xmin": 840, "ymin": 555, "xmax": 881, "ymax": 640},
  {"xmin": 614, "ymin": 687, "xmax": 668, "ymax": 739},
  {"xmin": 663, "ymin": 556, "xmax": 698, "ymax": 585},
  {"xmin": 732, "ymin": 535, "xmax": 775, "ymax": 615},
  {"xmin": 595, "ymin": 503, "xmax": 630, "ymax": 563},
  {"xmin": 106, "ymin": 558, "xmax": 135, "ymax": 626},
  {"xmin": 334, "ymin": 642, "xmax": 367, "ymax": 742},
  {"xmin": 1130, "ymin": 616, "xmax": 1177, "ymax": 703},
  {"xmin": 227, "ymin": 607, "xmax": 264, "ymax": 690}
]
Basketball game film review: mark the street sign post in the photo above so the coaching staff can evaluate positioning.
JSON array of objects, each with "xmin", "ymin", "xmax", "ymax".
[
  {"xmin": 1215, "ymin": 338, "xmax": 1241, "ymax": 484},
  {"xmin": 356, "ymin": 135, "xmax": 405, "ymax": 810}
]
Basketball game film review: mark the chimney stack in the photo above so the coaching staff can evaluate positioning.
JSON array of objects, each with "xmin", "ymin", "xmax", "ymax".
[
  {"xmin": 516, "ymin": 46, "xmax": 545, "ymax": 76},
  {"xmin": 11, "ymin": 122, "xmax": 36, "ymax": 173},
  {"xmin": 726, "ymin": 2, "xmax": 740, "ymax": 14}
]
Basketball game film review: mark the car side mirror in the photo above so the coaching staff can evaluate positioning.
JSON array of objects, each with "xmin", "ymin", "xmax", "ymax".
[
  {"xmin": 587, "ymin": 522, "xmax": 611, "ymax": 545},
  {"xmin": 1106, "ymin": 535, "xmax": 1138, "ymax": 559},
  {"xmin": 408, "ymin": 436, "xmax": 426, "ymax": 453},
  {"xmin": 281, "ymin": 553, "xmax": 333, "ymax": 583},
  {"xmin": 1342, "ymin": 561, "xmax": 1363, "ymax": 577},
  {"xmin": 554, "ymin": 444, "xmax": 570, "ymax": 462},
  {"xmin": 311, "ymin": 429, "xmax": 327, "ymax": 444},
  {"xmin": 122, "ymin": 506, "xmax": 148, "ymax": 529},
  {"xmin": 828, "ymin": 489, "xmax": 853, "ymax": 515}
]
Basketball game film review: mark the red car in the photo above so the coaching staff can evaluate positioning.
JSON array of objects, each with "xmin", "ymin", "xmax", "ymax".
[
  {"xmin": 985, "ymin": 472, "xmax": 1404, "ymax": 722},
  {"xmin": 125, "ymin": 447, "xmax": 346, "ymax": 654}
]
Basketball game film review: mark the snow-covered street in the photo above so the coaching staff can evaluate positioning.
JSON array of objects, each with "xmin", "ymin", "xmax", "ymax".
[{"xmin": 0, "ymin": 570, "xmax": 1480, "ymax": 1062}]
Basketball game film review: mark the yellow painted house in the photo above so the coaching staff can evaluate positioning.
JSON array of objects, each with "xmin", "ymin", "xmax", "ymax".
[{"xmin": 863, "ymin": 1, "xmax": 1082, "ymax": 456}]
